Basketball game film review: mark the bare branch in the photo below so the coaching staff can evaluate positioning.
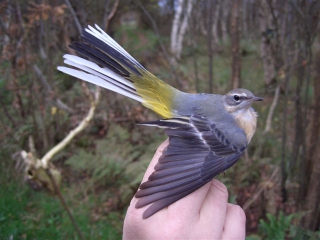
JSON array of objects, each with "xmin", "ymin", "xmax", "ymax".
[
  {"xmin": 33, "ymin": 64, "xmax": 52, "ymax": 92},
  {"xmin": 102, "ymin": 0, "xmax": 119, "ymax": 30},
  {"xmin": 64, "ymin": 0, "xmax": 82, "ymax": 34},
  {"xmin": 28, "ymin": 135, "xmax": 37, "ymax": 158},
  {"xmin": 207, "ymin": 0, "xmax": 214, "ymax": 93},
  {"xmin": 41, "ymin": 86, "xmax": 101, "ymax": 168},
  {"xmin": 33, "ymin": 64, "xmax": 73, "ymax": 113},
  {"xmin": 264, "ymin": 84, "xmax": 280, "ymax": 133},
  {"xmin": 243, "ymin": 167, "xmax": 279, "ymax": 211},
  {"xmin": 16, "ymin": 144, "xmax": 83, "ymax": 239},
  {"xmin": 0, "ymin": 17, "xmax": 10, "ymax": 40},
  {"xmin": 46, "ymin": 168, "xmax": 85, "ymax": 240},
  {"xmin": 80, "ymin": 81, "xmax": 94, "ymax": 103}
]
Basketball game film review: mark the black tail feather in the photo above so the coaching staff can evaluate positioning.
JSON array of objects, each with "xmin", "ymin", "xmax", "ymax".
[{"xmin": 69, "ymin": 29, "xmax": 144, "ymax": 79}]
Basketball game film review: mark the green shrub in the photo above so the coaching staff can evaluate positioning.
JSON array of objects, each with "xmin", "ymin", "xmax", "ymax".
[{"xmin": 259, "ymin": 211, "xmax": 295, "ymax": 240}]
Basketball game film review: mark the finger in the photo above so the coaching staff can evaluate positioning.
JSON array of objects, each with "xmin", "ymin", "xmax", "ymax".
[
  {"xmin": 199, "ymin": 180, "xmax": 229, "ymax": 235},
  {"xmin": 167, "ymin": 181, "xmax": 212, "ymax": 219},
  {"xmin": 221, "ymin": 204, "xmax": 246, "ymax": 240}
]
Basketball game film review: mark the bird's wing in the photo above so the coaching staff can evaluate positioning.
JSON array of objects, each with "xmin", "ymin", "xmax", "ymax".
[{"xmin": 136, "ymin": 115, "xmax": 246, "ymax": 218}]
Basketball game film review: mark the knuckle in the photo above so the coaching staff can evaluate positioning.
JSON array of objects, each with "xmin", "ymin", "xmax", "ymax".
[
  {"xmin": 211, "ymin": 179, "xmax": 228, "ymax": 197},
  {"xmin": 230, "ymin": 205, "xmax": 246, "ymax": 224}
]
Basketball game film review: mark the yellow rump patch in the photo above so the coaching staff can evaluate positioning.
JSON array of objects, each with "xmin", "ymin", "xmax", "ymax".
[{"xmin": 131, "ymin": 73, "xmax": 174, "ymax": 118}]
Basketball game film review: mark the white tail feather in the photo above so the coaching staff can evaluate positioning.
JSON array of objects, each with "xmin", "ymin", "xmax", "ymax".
[
  {"xmin": 57, "ymin": 65, "xmax": 143, "ymax": 102},
  {"xmin": 63, "ymin": 59, "xmax": 136, "ymax": 95},
  {"xmin": 63, "ymin": 54, "xmax": 135, "ymax": 90}
]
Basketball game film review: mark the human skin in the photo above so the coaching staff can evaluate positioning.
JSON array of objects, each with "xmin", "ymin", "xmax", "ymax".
[{"xmin": 123, "ymin": 139, "xmax": 246, "ymax": 240}]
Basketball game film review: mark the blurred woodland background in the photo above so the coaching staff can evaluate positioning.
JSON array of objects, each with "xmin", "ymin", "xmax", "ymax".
[{"xmin": 0, "ymin": 0, "xmax": 320, "ymax": 239}]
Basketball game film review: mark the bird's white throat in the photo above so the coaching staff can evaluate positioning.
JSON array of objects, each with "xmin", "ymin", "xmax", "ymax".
[{"xmin": 231, "ymin": 107, "xmax": 258, "ymax": 143}]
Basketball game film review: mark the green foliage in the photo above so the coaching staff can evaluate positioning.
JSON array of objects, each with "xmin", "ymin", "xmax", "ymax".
[
  {"xmin": 259, "ymin": 211, "xmax": 295, "ymax": 240},
  {"xmin": 0, "ymin": 184, "xmax": 121, "ymax": 240},
  {"xmin": 0, "ymin": 184, "xmax": 28, "ymax": 239},
  {"xmin": 289, "ymin": 227, "xmax": 320, "ymax": 240},
  {"xmin": 114, "ymin": 26, "xmax": 159, "ymax": 60},
  {"xmin": 66, "ymin": 123, "xmax": 163, "ymax": 188},
  {"xmin": 249, "ymin": 211, "xmax": 320, "ymax": 240},
  {"xmin": 0, "ymin": 146, "xmax": 121, "ymax": 240},
  {"xmin": 0, "ymin": 135, "xmax": 123, "ymax": 239},
  {"xmin": 246, "ymin": 234, "xmax": 262, "ymax": 240},
  {"xmin": 0, "ymin": 76, "xmax": 13, "ymax": 105}
]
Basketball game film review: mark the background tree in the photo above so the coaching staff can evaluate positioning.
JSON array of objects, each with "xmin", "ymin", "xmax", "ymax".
[
  {"xmin": 230, "ymin": 0, "xmax": 241, "ymax": 88},
  {"xmin": 170, "ymin": 0, "xmax": 195, "ymax": 63}
]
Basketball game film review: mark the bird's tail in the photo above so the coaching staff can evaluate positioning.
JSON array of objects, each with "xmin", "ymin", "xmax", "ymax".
[{"xmin": 58, "ymin": 25, "xmax": 175, "ymax": 118}]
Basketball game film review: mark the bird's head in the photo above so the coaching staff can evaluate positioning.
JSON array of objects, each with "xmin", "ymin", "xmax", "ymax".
[
  {"xmin": 223, "ymin": 88, "xmax": 263, "ymax": 142},
  {"xmin": 223, "ymin": 88, "xmax": 263, "ymax": 114}
]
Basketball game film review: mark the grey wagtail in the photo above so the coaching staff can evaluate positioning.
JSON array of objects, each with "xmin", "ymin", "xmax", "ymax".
[{"xmin": 58, "ymin": 25, "xmax": 263, "ymax": 219}]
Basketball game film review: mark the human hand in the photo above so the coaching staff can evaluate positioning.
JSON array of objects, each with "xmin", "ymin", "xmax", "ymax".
[{"xmin": 123, "ymin": 139, "xmax": 246, "ymax": 240}]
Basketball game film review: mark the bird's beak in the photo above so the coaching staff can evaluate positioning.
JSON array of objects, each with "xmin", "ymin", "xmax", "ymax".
[{"xmin": 253, "ymin": 96, "xmax": 263, "ymax": 101}]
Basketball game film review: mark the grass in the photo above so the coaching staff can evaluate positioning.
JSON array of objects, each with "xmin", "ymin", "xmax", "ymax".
[
  {"xmin": 0, "ymin": 181, "xmax": 122, "ymax": 240},
  {"xmin": 0, "ymin": 147, "xmax": 122, "ymax": 240}
]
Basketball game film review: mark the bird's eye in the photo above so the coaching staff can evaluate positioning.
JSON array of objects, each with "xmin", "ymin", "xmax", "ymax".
[{"xmin": 233, "ymin": 95, "xmax": 240, "ymax": 101}]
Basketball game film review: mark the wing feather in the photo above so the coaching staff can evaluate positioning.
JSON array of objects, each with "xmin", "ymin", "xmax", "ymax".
[
  {"xmin": 136, "ymin": 115, "xmax": 246, "ymax": 218},
  {"xmin": 148, "ymin": 162, "xmax": 203, "ymax": 181}
]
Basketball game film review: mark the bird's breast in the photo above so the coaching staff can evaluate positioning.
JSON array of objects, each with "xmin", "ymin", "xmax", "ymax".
[{"xmin": 233, "ymin": 108, "xmax": 258, "ymax": 143}]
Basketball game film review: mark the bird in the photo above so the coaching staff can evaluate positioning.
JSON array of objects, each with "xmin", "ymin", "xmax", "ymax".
[{"xmin": 58, "ymin": 25, "xmax": 263, "ymax": 219}]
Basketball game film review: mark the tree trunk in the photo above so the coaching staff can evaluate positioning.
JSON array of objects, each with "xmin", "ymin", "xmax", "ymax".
[
  {"xmin": 207, "ymin": 0, "xmax": 214, "ymax": 93},
  {"xmin": 301, "ymin": 48, "xmax": 320, "ymax": 231},
  {"xmin": 221, "ymin": 0, "xmax": 230, "ymax": 42},
  {"xmin": 258, "ymin": 0, "xmax": 276, "ymax": 86},
  {"xmin": 170, "ymin": 0, "xmax": 194, "ymax": 62},
  {"xmin": 176, "ymin": 0, "xmax": 194, "ymax": 58},
  {"xmin": 230, "ymin": 0, "xmax": 241, "ymax": 89},
  {"xmin": 170, "ymin": 0, "xmax": 183, "ymax": 64},
  {"xmin": 212, "ymin": 0, "xmax": 221, "ymax": 45},
  {"xmin": 294, "ymin": 51, "xmax": 308, "ymax": 204}
]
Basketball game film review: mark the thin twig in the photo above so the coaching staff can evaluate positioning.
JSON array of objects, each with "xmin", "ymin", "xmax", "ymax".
[
  {"xmin": 80, "ymin": 82, "xmax": 94, "ymax": 103},
  {"xmin": 46, "ymin": 168, "xmax": 85, "ymax": 240},
  {"xmin": 64, "ymin": 0, "xmax": 82, "ymax": 34},
  {"xmin": 0, "ymin": 17, "xmax": 10, "ymax": 40},
  {"xmin": 33, "ymin": 64, "xmax": 73, "ymax": 113},
  {"xmin": 207, "ymin": 0, "xmax": 214, "ymax": 93},
  {"xmin": 101, "ymin": 0, "xmax": 111, "ymax": 30},
  {"xmin": 264, "ymin": 84, "xmax": 280, "ymax": 133},
  {"xmin": 33, "ymin": 64, "xmax": 52, "ymax": 92},
  {"xmin": 243, "ymin": 167, "xmax": 279, "ymax": 211},
  {"xmin": 102, "ymin": 0, "xmax": 119, "ymax": 30}
]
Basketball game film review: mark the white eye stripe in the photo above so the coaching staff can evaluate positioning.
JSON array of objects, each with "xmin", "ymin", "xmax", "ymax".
[
  {"xmin": 230, "ymin": 92, "xmax": 247, "ymax": 97},
  {"xmin": 234, "ymin": 93, "xmax": 247, "ymax": 98}
]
